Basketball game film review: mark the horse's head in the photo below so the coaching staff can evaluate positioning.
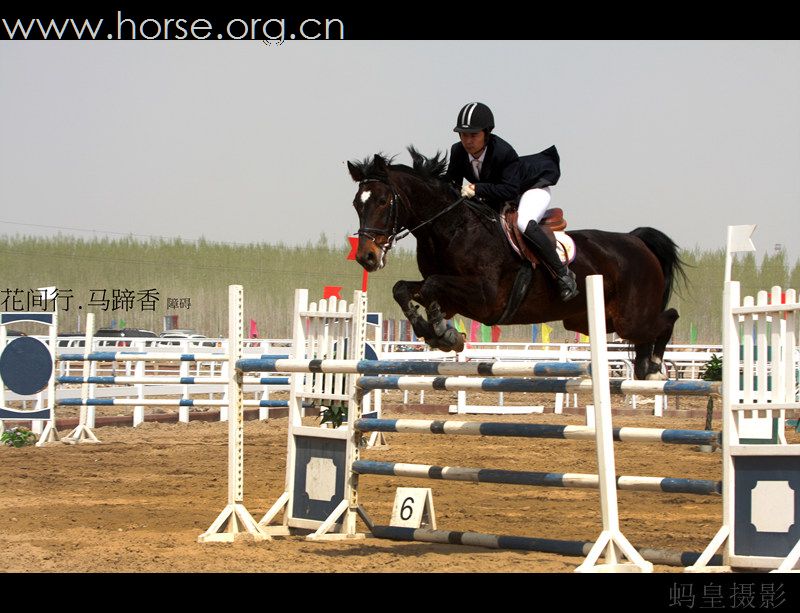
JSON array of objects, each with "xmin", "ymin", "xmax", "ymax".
[{"xmin": 347, "ymin": 154, "xmax": 401, "ymax": 272}]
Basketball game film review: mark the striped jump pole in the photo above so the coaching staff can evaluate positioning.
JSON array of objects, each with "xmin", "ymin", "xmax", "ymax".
[
  {"xmin": 57, "ymin": 398, "xmax": 297, "ymax": 408},
  {"xmin": 56, "ymin": 375, "xmax": 290, "ymax": 386},
  {"xmin": 60, "ymin": 351, "xmax": 230, "ymax": 363},
  {"xmin": 237, "ymin": 358, "xmax": 590, "ymax": 378},
  {"xmin": 368, "ymin": 525, "xmax": 724, "ymax": 568},
  {"xmin": 351, "ymin": 460, "xmax": 721, "ymax": 496},
  {"xmin": 356, "ymin": 375, "xmax": 720, "ymax": 396},
  {"xmin": 354, "ymin": 418, "xmax": 721, "ymax": 447},
  {"xmin": 59, "ymin": 352, "xmax": 290, "ymax": 362}
]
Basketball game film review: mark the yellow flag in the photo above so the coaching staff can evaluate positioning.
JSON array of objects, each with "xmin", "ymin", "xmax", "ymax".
[
  {"xmin": 579, "ymin": 333, "xmax": 589, "ymax": 343},
  {"xmin": 454, "ymin": 318, "xmax": 466, "ymax": 335},
  {"xmin": 541, "ymin": 323, "xmax": 552, "ymax": 344}
]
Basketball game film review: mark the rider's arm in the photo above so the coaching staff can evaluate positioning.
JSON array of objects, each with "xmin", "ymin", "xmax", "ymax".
[{"xmin": 475, "ymin": 152, "xmax": 520, "ymax": 204}]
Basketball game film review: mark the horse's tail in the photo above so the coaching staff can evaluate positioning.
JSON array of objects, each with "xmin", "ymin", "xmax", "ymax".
[{"xmin": 629, "ymin": 227, "xmax": 687, "ymax": 309}]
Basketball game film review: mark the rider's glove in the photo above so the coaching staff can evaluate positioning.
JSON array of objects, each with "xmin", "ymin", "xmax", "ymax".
[{"xmin": 460, "ymin": 183, "xmax": 476, "ymax": 198}]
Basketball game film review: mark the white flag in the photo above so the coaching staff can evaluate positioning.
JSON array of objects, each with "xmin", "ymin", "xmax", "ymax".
[{"xmin": 726, "ymin": 225, "xmax": 756, "ymax": 254}]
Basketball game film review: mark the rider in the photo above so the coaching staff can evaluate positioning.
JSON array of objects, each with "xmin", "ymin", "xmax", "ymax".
[{"xmin": 444, "ymin": 102, "xmax": 578, "ymax": 302}]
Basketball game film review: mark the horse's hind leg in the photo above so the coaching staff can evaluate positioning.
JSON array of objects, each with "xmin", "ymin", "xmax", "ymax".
[
  {"xmin": 646, "ymin": 307, "xmax": 679, "ymax": 380},
  {"xmin": 633, "ymin": 308, "xmax": 679, "ymax": 380},
  {"xmin": 633, "ymin": 343, "xmax": 655, "ymax": 380}
]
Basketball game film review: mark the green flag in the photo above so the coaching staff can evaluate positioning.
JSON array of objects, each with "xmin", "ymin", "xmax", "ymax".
[
  {"xmin": 690, "ymin": 323, "xmax": 698, "ymax": 344},
  {"xmin": 481, "ymin": 323, "xmax": 491, "ymax": 342}
]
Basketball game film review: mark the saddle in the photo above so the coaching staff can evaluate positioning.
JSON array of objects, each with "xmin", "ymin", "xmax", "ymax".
[{"xmin": 500, "ymin": 204, "xmax": 570, "ymax": 270}]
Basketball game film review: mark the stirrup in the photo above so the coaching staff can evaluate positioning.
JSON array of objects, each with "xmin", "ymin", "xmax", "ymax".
[{"xmin": 557, "ymin": 269, "xmax": 578, "ymax": 302}]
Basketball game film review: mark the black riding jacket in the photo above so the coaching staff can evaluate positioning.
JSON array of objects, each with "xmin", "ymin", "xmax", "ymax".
[
  {"xmin": 517, "ymin": 145, "xmax": 561, "ymax": 193},
  {"xmin": 444, "ymin": 134, "xmax": 520, "ymax": 211},
  {"xmin": 445, "ymin": 136, "xmax": 561, "ymax": 212}
]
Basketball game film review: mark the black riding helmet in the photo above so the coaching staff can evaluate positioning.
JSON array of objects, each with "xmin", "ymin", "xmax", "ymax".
[{"xmin": 454, "ymin": 102, "xmax": 495, "ymax": 133}]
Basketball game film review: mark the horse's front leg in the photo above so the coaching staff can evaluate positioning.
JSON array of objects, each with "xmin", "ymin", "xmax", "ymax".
[
  {"xmin": 415, "ymin": 274, "xmax": 502, "ymax": 352},
  {"xmin": 392, "ymin": 280, "xmax": 438, "ymax": 344},
  {"xmin": 424, "ymin": 300, "xmax": 465, "ymax": 352}
]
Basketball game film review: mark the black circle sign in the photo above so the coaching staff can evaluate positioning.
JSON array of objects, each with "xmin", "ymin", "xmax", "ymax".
[{"xmin": 0, "ymin": 336, "xmax": 53, "ymax": 396}]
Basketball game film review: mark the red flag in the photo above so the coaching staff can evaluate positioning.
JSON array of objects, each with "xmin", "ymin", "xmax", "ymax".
[
  {"xmin": 323, "ymin": 286, "xmax": 343, "ymax": 300},
  {"xmin": 347, "ymin": 235, "xmax": 369, "ymax": 292},
  {"xmin": 249, "ymin": 319, "xmax": 259, "ymax": 339},
  {"xmin": 491, "ymin": 325, "xmax": 501, "ymax": 342},
  {"xmin": 347, "ymin": 235, "xmax": 359, "ymax": 260}
]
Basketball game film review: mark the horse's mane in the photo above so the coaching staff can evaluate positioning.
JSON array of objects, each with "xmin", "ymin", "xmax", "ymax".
[
  {"xmin": 406, "ymin": 146, "xmax": 448, "ymax": 182},
  {"xmin": 349, "ymin": 147, "xmax": 450, "ymax": 189},
  {"xmin": 349, "ymin": 152, "xmax": 397, "ymax": 181}
]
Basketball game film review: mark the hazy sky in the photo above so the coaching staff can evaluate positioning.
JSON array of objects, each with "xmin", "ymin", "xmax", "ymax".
[{"xmin": 2, "ymin": 40, "xmax": 799, "ymax": 264}]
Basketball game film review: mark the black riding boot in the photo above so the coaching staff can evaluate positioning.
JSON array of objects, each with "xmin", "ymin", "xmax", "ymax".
[{"xmin": 522, "ymin": 220, "xmax": 579, "ymax": 302}]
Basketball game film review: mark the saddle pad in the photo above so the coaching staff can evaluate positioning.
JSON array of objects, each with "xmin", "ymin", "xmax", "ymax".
[{"xmin": 554, "ymin": 231, "xmax": 576, "ymax": 264}]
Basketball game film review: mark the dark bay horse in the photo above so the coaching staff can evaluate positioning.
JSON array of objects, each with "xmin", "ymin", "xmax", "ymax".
[{"xmin": 347, "ymin": 148, "xmax": 686, "ymax": 380}]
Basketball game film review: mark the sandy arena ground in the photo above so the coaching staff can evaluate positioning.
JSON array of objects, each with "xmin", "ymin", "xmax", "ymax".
[{"xmin": 1, "ymin": 391, "xmax": 798, "ymax": 578}]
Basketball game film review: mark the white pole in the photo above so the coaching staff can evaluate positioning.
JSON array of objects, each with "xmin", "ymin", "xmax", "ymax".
[{"xmin": 575, "ymin": 275, "xmax": 652, "ymax": 572}]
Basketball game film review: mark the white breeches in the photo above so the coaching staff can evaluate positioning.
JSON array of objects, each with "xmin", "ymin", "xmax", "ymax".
[{"xmin": 515, "ymin": 187, "xmax": 552, "ymax": 232}]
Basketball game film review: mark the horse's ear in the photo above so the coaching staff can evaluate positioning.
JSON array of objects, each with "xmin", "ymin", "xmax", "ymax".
[
  {"xmin": 372, "ymin": 154, "xmax": 388, "ymax": 172},
  {"xmin": 347, "ymin": 161, "xmax": 364, "ymax": 182}
]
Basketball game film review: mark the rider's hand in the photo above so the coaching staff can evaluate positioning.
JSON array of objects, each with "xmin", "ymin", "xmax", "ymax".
[{"xmin": 461, "ymin": 183, "xmax": 476, "ymax": 198}]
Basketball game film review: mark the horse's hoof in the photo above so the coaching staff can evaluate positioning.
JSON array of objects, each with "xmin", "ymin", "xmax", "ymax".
[
  {"xmin": 421, "ymin": 337, "xmax": 441, "ymax": 351},
  {"xmin": 441, "ymin": 328, "xmax": 465, "ymax": 353}
]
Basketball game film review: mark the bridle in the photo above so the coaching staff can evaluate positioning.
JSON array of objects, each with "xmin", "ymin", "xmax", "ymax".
[
  {"xmin": 356, "ymin": 178, "xmax": 466, "ymax": 256},
  {"xmin": 356, "ymin": 179, "xmax": 403, "ymax": 254}
]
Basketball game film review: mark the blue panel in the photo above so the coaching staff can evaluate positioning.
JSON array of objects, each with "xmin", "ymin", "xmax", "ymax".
[
  {"xmin": 0, "ymin": 336, "xmax": 53, "ymax": 395},
  {"xmin": 292, "ymin": 435, "xmax": 347, "ymax": 523},
  {"xmin": 1, "ymin": 312, "xmax": 54, "ymax": 325},
  {"xmin": 366, "ymin": 313, "xmax": 380, "ymax": 326},
  {"xmin": 364, "ymin": 343, "xmax": 378, "ymax": 361},
  {"xmin": 0, "ymin": 407, "xmax": 51, "ymax": 420},
  {"xmin": 734, "ymin": 456, "xmax": 800, "ymax": 558}
]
